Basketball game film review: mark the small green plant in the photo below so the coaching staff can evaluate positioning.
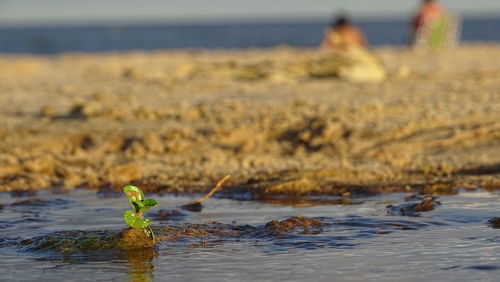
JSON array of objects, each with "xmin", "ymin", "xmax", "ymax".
[{"xmin": 123, "ymin": 185, "xmax": 158, "ymax": 241}]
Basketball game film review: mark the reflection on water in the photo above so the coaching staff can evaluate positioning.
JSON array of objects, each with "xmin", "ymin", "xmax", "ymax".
[
  {"xmin": 1, "ymin": 190, "xmax": 500, "ymax": 281},
  {"xmin": 124, "ymin": 249, "xmax": 157, "ymax": 282}
]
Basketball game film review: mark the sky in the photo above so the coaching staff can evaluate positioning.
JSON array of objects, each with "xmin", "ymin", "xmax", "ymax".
[{"xmin": 0, "ymin": 0, "xmax": 499, "ymax": 25}]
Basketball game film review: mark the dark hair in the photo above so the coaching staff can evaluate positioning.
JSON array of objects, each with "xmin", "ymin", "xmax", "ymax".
[{"xmin": 331, "ymin": 15, "xmax": 349, "ymax": 28}]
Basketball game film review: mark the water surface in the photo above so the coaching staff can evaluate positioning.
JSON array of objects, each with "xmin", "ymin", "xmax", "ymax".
[
  {"xmin": 0, "ymin": 18, "xmax": 498, "ymax": 54},
  {"xmin": 1, "ymin": 190, "xmax": 500, "ymax": 281}
]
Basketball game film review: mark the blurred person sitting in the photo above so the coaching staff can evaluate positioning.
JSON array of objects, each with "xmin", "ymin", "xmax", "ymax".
[
  {"xmin": 317, "ymin": 15, "xmax": 385, "ymax": 83},
  {"xmin": 321, "ymin": 16, "xmax": 368, "ymax": 52}
]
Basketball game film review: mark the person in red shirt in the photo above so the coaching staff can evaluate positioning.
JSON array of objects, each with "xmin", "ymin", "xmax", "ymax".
[
  {"xmin": 410, "ymin": 0, "xmax": 447, "ymax": 44},
  {"xmin": 321, "ymin": 16, "xmax": 368, "ymax": 51}
]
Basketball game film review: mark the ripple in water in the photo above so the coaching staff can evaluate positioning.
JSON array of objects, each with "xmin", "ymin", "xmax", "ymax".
[{"xmin": 0, "ymin": 189, "xmax": 500, "ymax": 281}]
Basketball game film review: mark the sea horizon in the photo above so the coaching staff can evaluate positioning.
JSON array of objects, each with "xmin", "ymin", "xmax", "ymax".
[{"xmin": 0, "ymin": 16, "xmax": 498, "ymax": 54}]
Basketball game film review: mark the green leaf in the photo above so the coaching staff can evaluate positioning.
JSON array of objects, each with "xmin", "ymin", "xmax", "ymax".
[
  {"xmin": 139, "ymin": 199, "xmax": 158, "ymax": 212},
  {"xmin": 144, "ymin": 199, "xmax": 158, "ymax": 207},
  {"xmin": 123, "ymin": 185, "xmax": 145, "ymax": 202},
  {"xmin": 124, "ymin": 210, "xmax": 151, "ymax": 228},
  {"xmin": 123, "ymin": 185, "xmax": 145, "ymax": 212}
]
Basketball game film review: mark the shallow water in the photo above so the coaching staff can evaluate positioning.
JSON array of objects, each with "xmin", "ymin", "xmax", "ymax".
[{"xmin": 1, "ymin": 189, "xmax": 500, "ymax": 281}]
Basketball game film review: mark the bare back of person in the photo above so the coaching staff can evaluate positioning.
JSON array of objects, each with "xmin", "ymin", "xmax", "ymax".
[{"xmin": 321, "ymin": 17, "xmax": 368, "ymax": 51}]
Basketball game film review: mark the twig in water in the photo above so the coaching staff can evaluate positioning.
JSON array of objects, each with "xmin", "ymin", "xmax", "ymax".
[{"xmin": 182, "ymin": 175, "xmax": 231, "ymax": 209}]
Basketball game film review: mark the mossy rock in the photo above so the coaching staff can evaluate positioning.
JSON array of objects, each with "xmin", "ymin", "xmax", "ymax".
[
  {"xmin": 14, "ymin": 217, "xmax": 331, "ymax": 255},
  {"xmin": 488, "ymin": 217, "xmax": 500, "ymax": 229},
  {"xmin": 118, "ymin": 228, "xmax": 155, "ymax": 249},
  {"xmin": 264, "ymin": 216, "xmax": 325, "ymax": 234},
  {"xmin": 387, "ymin": 196, "xmax": 441, "ymax": 217},
  {"xmin": 22, "ymin": 228, "xmax": 155, "ymax": 254}
]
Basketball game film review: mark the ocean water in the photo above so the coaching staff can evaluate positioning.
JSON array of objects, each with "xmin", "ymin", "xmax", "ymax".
[{"xmin": 0, "ymin": 18, "xmax": 498, "ymax": 54}]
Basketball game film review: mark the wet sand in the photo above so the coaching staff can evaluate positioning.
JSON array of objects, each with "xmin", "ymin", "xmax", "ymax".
[{"xmin": 0, "ymin": 44, "xmax": 499, "ymax": 197}]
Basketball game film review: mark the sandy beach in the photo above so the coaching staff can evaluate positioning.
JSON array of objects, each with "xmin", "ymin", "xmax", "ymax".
[{"xmin": 1, "ymin": 44, "xmax": 499, "ymax": 198}]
